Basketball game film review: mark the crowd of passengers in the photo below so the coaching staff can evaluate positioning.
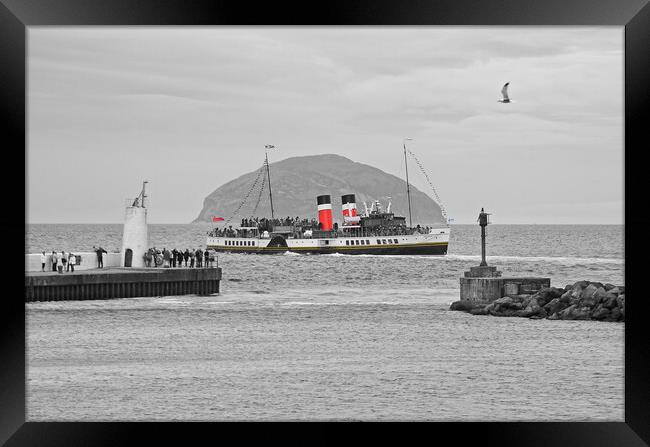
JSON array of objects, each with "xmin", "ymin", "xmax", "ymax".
[
  {"xmin": 143, "ymin": 247, "xmax": 215, "ymax": 268},
  {"xmin": 207, "ymin": 217, "xmax": 434, "ymax": 238},
  {"xmin": 243, "ymin": 216, "xmax": 319, "ymax": 231}
]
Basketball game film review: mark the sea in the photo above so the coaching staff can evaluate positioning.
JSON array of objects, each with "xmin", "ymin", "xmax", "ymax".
[{"xmin": 26, "ymin": 224, "xmax": 625, "ymax": 421}]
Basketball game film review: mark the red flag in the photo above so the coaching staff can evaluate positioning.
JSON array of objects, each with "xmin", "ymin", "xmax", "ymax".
[{"xmin": 212, "ymin": 216, "xmax": 225, "ymax": 222}]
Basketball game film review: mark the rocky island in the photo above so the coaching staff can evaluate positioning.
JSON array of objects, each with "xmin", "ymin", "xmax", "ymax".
[
  {"xmin": 450, "ymin": 280, "xmax": 625, "ymax": 322},
  {"xmin": 194, "ymin": 154, "xmax": 445, "ymax": 224}
]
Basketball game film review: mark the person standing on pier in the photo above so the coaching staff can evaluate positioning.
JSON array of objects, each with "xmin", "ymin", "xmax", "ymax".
[
  {"xmin": 69, "ymin": 253, "xmax": 76, "ymax": 272},
  {"xmin": 51, "ymin": 250, "xmax": 58, "ymax": 272},
  {"xmin": 183, "ymin": 249, "xmax": 189, "ymax": 267},
  {"xmin": 163, "ymin": 248, "xmax": 170, "ymax": 267},
  {"xmin": 171, "ymin": 249, "xmax": 177, "ymax": 268},
  {"xmin": 93, "ymin": 246, "xmax": 107, "ymax": 268},
  {"xmin": 195, "ymin": 248, "xmax": 203, "ymax": 268},
  {"xmin": 189, "ymin": 249, "xmax": 195, "ymax": 268},
  {"xmin": 40, "ymin": 251, "xmax": 46, "ymax": 272},
  {"xmin": 204, "ymin": 249, "xmax": 210, "ymax": 268},
  {"xmin": 60, "ymin": 251, "xmax": 67, "ymax": 272}
]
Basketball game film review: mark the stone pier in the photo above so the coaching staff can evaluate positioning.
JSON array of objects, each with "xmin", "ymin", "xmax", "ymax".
[{"xmin": 25, "ymin": 267, "xmax": 222, "ymax": 302}]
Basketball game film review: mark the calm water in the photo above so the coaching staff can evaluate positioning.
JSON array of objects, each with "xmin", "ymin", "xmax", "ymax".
[{"xmin": 26, "ymin": 224, "xmax": 624, "ymax": 420}]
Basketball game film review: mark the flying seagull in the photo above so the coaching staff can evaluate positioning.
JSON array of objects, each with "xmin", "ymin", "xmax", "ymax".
[{"xmin": 498, "ymin": 82, "xmax": 511, "ymax": 103}]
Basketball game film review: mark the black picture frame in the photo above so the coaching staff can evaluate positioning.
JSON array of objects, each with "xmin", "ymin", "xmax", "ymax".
[{"xmin": 3, "ymin": 0, "xmax": 649, "ymax": 444}]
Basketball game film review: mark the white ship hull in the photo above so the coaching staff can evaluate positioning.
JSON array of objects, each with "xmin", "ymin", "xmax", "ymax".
[{"xmin": 207, "ymin": 228, "xmax": 450, "ymax": 255}]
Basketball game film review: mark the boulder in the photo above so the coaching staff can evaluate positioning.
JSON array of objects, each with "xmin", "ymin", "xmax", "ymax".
[
  {"xmin": 591, "ymin": 305, "xmax": 611, "ymax": 320},
  {"xmin": 493, "ymin": 296, "xmax": 524, "ymax": 310},
  {"xmin": 616, "ymin": 294, "xmax": 625, "ymax": 308},
  {"xmin": 616, "ymin": 294, "xmax": 625, "ymax": 318},
  {"xmin": 509, "ymin": 302, "xmax": 524, "ymax": 310},
  {"xmin": 572, "ymin": 306, "xmax": 593, "ymax": 320},
  {"xmin": 535, "ymin": 287, "xmax": 562, "ymax": 307},
  {"xmin": 591, "ymin": 287, "xmax": 609, "ymax": 306},
  {"xmin": 603, "ymin": 294, "xmax": 619, "ymax": 309},
  {"xmin": 610, "ymin": 307, "xmax": 623, "ymax": 322},
  {"xmin": 559, "ymin": 290, "xmax": 572, "ymax": 304},
  {"xmin": 557, "ymin": 304, "xmax": 591, "ymax": 320},
  {"xmin": 450, "ymin": 300, "xmax": 480, "ymax": 311},
  {"xmin": 580, "ymin": 284, "xmax": 599, "ymax": 301},
  {"xmin": 569, "ymin": 286, "xmax": 584, "ymax": 305},
  {"xmin": 557, "ymin": 304, "xmax": 577, "ymax": 319},
  {"xmin": 551, "ymin": 287, "xmax": 564, "ymax": 298},
  {"xmin": 544, "ymin": 298, "xmax": 564, "ymax": 315},
  {"xmin": 529, "ymin": 307, "xmax": 548, "ymax": 319},
  {"xmin": 604, "ymin": 283, "xmax": 616, "ymax": 291},
  {"xmin": 493, "ymin": 296, "xmax": 514, "ymax": 305},
  {"xmin": 573, "ymin": 280, "xmax": 591, "ymax": 289},
  {"xmin": 548, "ymin": 312, "xmax": 560, "ymax": 320},
  {"xmin": 588, "ymin": 281, "xmax": 604, "ymax": 290},
  {"xmin": 618, "ymin": 286, "xmax": 625, "ymax": 294},
  {"xmin": 569, "ymin": 295, "xmax": 583, "ymax": 307},
  {"xmin": 608, "ymin": 287, "xmax": 620, "ymax": 296},
  {"xmin": 570, "ymin": 286, "xmax": 583, "ymax": 298},
  {"xmin": 517, "ymin": 301, "xmax": 540, "ymax": 318},
  {"xmin": 469, "ymin": 307, "xmax": 488, "ymax": 316},
  {"xmin": 578, "ymin": 284, "xmax": 600, "ymax": 307}
]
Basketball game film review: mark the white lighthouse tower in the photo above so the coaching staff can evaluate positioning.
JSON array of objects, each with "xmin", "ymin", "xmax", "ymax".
[{"xmin": 121, "ymin": 181, "xmax": 149, "ymax": 268}]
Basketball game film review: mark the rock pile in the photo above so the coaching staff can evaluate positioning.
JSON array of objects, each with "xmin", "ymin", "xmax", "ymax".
[{"xmin": 450, "ymin": 281, "xmax": 624, "ymax": 322}]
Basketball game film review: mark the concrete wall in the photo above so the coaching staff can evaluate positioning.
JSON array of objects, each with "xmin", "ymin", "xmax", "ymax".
[
  {"xmin": 460, "ymin": 277, "xmax": 505, "ymax": 302},
  {"xmin": 25, "ymin": 252, "xmax": 122, "ymax": 272},
  {"xmin": 460, "ymin": 276, "xmax": 551, "ymax": 302}
]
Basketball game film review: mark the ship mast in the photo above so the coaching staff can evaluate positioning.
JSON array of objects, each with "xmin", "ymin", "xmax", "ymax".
[
  {"xmin": 264, "ymin": 145, "xmax": 275, "ymax": 219},
  {"xmin": 403, "ymin": 138, "xmax": 413, "ymax": 228}
]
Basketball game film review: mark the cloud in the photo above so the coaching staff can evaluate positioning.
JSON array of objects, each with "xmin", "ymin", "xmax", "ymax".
[{"xmin": 27, "ymin": 27, "xmax": 623, "ymax": 224}]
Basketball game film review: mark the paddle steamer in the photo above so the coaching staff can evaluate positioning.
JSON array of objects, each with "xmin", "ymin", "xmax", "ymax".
[{"xmin": 206, "ymin": 143, "xmax": 450, "ymax": 255}]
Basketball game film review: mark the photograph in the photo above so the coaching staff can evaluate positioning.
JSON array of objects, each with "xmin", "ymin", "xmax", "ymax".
[{"xmin": 23, "ymin": 25, "xmax": 627, "ymax": 423}]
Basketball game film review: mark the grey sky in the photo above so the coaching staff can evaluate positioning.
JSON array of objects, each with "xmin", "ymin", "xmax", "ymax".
[{"xmin": 28, "ymin": 27, "xmax": 623, "ymax": 224}]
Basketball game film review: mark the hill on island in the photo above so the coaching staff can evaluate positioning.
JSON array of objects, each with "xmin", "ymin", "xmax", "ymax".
[{"xmin": 193, "ymin": 154, "xmax": 445, "ymax": 225}]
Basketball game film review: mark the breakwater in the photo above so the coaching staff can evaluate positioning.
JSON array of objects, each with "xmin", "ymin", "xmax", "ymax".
[
  {"xmin": 450, "ymin": 280, "xmax": 625, "ymax": 322},
  {"xmin": 25, "ymin": 267, "xmax": 222, "ymax": 302}
]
